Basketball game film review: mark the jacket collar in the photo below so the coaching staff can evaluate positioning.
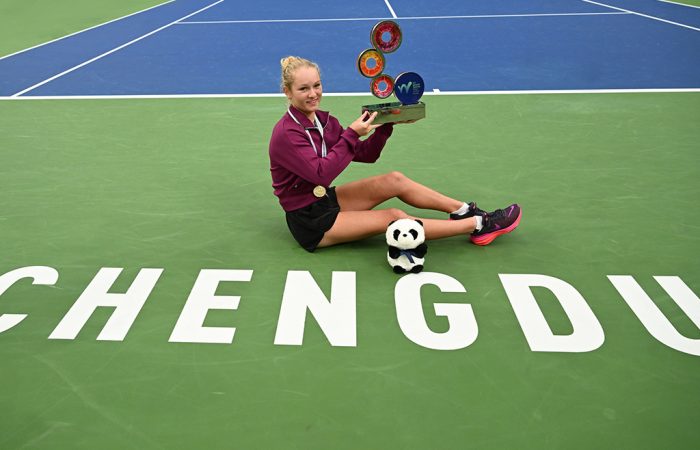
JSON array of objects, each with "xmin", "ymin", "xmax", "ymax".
[{"xmin": 288, "ymin": 105, "xmax": 328, "ymax": 129}]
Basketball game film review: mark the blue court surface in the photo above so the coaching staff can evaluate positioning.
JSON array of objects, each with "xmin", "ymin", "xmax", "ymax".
[{"xmin": 1, "ymin": 0, "xmax": 699, "ymax": 97}]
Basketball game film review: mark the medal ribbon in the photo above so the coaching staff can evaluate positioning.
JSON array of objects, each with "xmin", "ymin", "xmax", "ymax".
[{"xmin": 287, "ymin": 108, "xmax": 327, "ymax": 157}]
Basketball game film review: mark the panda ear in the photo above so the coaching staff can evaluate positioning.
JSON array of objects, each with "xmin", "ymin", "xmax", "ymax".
[
  {"xmin": 388, "ymin": 220, "xmax": 397, "ymax": 226},
  {"xmin": 414, "ymin": 219, "xmax": 423, "ymax": 226}
]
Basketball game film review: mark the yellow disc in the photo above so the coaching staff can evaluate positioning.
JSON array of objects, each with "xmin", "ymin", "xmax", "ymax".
[{"xmin": 357, "ymin": 48, "xmax": 385, "ymax": 78}]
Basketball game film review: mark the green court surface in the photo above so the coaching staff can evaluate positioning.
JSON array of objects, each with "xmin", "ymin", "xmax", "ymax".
[
  {"xmin": 1, "ymin": 93, "xmax": 699, "ymax": 449},
  {"xmin": 672, "ymin": 0, "xmax": 700, "ymax": 7},
  {"xmin": 0, "ymin": 0, "xmax": 164, "ymax": 57}
]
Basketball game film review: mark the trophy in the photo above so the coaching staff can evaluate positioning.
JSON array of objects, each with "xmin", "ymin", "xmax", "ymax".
[{"xmin": 357, "ymin": 20, "xmax": 426, "ymax": 124}]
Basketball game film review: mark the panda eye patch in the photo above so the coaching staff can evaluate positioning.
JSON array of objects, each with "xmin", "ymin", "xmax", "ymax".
[
  {"xmin": 393, "ymin": 229, "xmax": 401, "ymax": 241},
  {"xmin": 410, "ymin": 229, "xmax": 418, "ymax": 239}
]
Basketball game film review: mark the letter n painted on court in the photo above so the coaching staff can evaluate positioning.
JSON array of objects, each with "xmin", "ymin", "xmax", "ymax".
[{"xmin": 274, "ymin": 271, "xmax": 356, "ymax": 347}]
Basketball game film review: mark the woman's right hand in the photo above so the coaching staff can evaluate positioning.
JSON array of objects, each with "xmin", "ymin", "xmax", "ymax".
[{"xmin": 349, "ymin": 111, "xmax": 382, "ymax": 136}]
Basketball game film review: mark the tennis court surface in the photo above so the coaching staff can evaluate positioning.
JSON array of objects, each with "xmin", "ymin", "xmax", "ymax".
[{"xmin": 1, "ymin": 1, "xmax": 699, "ymax": 449}]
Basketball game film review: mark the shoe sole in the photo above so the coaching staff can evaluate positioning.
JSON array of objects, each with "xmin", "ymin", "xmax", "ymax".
[{"xmin": 470, "ymin": 208, "xmax": 522, "ymax": 246}]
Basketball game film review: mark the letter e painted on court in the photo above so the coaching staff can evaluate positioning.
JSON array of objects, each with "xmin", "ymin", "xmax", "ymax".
[
  {"xmin": 274, "ymin": 271, "xmax": 356, "ymax": 347},
  {"xmin": 395, "ymin": 272, "xmax": 477, "ymax": 351},
  {"xmin": 0, "ymin": 266, "xmax": 59, "ymax": 334},
  {"xmin": 169, "ymin": 269, "xmax": 253, "ymax": 344},
  {"xmin": 609, "ymin": 275, "xmax": 700, "ymax": 356},
  {"xmin": 48, "ymin": 268, "xmax": 163, "ymax": 341},
  {"xmin": 499, "ymin": 274, "xmax": 605, "ymax": 352}
]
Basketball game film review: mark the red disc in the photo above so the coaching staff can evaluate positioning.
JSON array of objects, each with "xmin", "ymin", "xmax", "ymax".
[
  {"xmin": 371, "ymin": 20, "xmax": 402, "ymax": 53},
  {"xmin": 371, "ymin": 74, "xmax": 395, "ymax": 99}
]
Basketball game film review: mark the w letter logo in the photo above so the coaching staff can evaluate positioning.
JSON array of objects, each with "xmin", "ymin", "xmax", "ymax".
[{"xmin": 396, "ymin": 82, "xmax": 413, "ymax": 94}]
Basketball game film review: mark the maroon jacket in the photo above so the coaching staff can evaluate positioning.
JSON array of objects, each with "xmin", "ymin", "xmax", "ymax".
[{"xmin": 269, "ymin": 106, "xmax": 394, "ymax": 211}]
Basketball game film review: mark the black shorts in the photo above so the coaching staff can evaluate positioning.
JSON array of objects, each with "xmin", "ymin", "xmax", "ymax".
[{"xmin": 285, "ymin": 187, "xmax": 340, "ymax": 252}]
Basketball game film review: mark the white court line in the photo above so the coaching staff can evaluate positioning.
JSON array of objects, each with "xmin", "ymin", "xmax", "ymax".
[
  {"xmin": 2, "ymin": 88, "xmax": 699, "ymax": 101},
  {"xmin": 396, "ymin": 11, "xmax": 629, "ymax": 20},
  {"xmin": 178, "ymin": 17, "xmax": 391, "ymax": 24},
  {"xmin": 0, "ymin": 0, "xmax": 175, "ymax": 61},
  {"xmin": 583, "ymin": 0, "xmax": 700, "ymax": 31},
  {"xmin": 384, "ymin": 0, "xmax": 399, "ymax": 19},
  {"xmin": 177, "ymin": 11, "xmax": 629, "ymax": 25},
  {"xmin": 10, "ymin": 0, "xmax": 225, "ymax": 97},
  {"xmin": 422, "ymin": 88, "xmax": 700, "ymax": 95},
  {"xmin": 659, "ymin": 0, "xmax": 700, "ymax": 9}
]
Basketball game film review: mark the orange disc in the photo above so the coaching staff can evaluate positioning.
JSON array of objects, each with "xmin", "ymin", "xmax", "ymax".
[{"xmin": 357, "ymin": 48, "xmax": 385, "ymax": 78}]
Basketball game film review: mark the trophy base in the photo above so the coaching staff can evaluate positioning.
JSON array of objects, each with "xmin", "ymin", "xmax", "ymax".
[{"xmin": 361, "ymin": 101, "xmax": 425, "ymax": 124}]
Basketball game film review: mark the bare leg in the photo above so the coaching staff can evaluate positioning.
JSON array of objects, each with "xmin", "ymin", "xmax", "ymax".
[
  {"xmin": 336, "ymin": 171, "xmax": 464, "ymax": 213},
  {"xmin": 318, "ymin": 210, "xmax": 477, "ymax": 248},
  {"xmin": 421, "ymin": 217, "xmax": 477, "ymax": 239},
  {"xmin": 318, "ymin": 171, "xmax": 476, "ymax": 248},
  {"xmin": 318, "ymin": 209, "xmax": 406, "ymax": 247}
]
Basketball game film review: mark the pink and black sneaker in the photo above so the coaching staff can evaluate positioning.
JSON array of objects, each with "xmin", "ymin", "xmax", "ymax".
[{"xmin": 470, "ymin": 204, "xmax": 522, "ymax": 246}]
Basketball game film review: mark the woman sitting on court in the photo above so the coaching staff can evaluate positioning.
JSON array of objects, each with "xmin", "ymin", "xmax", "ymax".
[{"xmin": 268, "ymin": 56, "xmax": 521, "ymax": 252}]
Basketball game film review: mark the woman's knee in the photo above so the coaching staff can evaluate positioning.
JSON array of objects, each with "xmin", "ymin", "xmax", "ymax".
[
  {"xmin": 383, "ymin": 171, "xmax": 408, "ymax": 188},
  {"xmin": 385, "ymin": 208, "xmax": 409, "ymax": 221},
  {"xmin": 376, "ymin": 171, "xmax": 411, "ymax": 197}
]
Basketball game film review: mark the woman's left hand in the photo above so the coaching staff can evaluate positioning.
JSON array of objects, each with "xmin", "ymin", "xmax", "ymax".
[{"xmin": 350, "ymin": 111, "xmax": 383, "ymax": 136}]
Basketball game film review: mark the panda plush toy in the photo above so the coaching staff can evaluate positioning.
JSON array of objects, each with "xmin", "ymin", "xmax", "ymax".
[{"xmin": 386, "ymin": 218, "xmax": 428, "ymax": 274}]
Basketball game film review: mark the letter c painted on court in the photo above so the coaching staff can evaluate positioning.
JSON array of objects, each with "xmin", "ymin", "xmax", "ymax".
[{"xmin": 0, "ymin": 266, "xmax": 59, "ymax": 334}]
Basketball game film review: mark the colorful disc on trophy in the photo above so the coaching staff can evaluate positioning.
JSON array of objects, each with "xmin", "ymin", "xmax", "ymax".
[
  {"xmin": 370, "ymin": 74, "xmax": 394, "ymax": 99},
  {"xmin": 371, "ymin": 20, "xmax": 402, "ymax": 53},
  {"xmin": 357, "ymin": 48, "xmax": 385, "ymax": 78},
  {"xmin": 393, "ymin": 72, "xmax": 424, "ymax": 105}
]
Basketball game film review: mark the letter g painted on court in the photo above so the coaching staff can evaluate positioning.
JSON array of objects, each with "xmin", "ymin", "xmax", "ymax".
[{"xmin": 395, "ymin": 272, "xmax": 478, "ymax": 350}]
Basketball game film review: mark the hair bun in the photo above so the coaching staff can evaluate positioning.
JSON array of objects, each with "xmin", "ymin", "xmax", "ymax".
[{"xmin": 280, "ymin": 56, "xmax": 292, "ymax": 69}]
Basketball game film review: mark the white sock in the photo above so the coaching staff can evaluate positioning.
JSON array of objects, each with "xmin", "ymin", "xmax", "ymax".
[
  {"xmin": 474, "ymin": 215, "xmax": 483, "ymax": 231},
  {"xmin": 451, "ymin": 202, "xmax": 470, "ymax": 216}
]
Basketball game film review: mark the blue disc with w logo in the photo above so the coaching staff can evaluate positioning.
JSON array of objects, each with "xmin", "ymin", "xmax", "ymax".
[{"xmin": 393, "ymin": 72, "xmax": 424, "ymax": 105}]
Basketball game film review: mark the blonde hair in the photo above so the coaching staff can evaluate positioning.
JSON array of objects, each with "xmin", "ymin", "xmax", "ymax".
[{"xmin": 280, "ymin": 56, "xmax": 321, "ymax": 92}]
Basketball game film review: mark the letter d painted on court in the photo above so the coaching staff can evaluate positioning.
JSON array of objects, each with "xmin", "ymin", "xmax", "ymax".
[{"xmin": 499, "ymin": 274, "xmax": 605, "ymax": 352}]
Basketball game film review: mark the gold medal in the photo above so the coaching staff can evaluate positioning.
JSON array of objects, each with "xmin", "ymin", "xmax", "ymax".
[{"xmin": 313, "ymin": 185, "xmax": 327, "ymax": 198}]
